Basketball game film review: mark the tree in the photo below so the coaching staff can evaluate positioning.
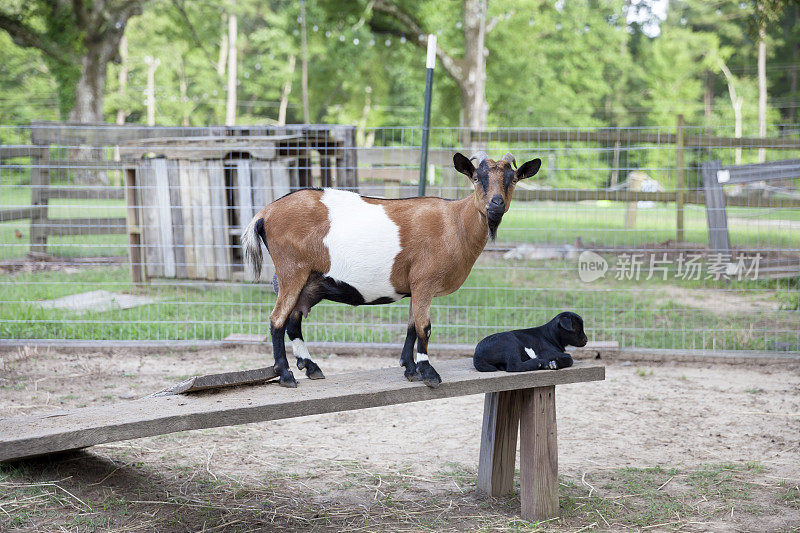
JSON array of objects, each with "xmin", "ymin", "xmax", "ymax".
[
  {"xmin": 0, "ymin": 1, "xmax": 147, "ymax": 122},
  {"xmin": 366, "ymin": 0, "xmax": 491, "ymax": 132}
]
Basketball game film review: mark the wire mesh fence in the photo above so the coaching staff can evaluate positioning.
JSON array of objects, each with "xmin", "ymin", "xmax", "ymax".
[{"xmin": 0, "ymin": 122, "xmax": 798, "ymax": 352}]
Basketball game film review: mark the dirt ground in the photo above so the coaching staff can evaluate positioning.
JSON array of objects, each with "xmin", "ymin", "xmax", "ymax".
[{"xmin": 1, "ymin": 346, "xmax": 799, "ymax": 532}]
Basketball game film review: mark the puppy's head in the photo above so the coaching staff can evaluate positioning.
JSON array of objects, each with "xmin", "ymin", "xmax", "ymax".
[{"xmin": 554, "ymin": 312, "xmax": 588, "ymax": 347}]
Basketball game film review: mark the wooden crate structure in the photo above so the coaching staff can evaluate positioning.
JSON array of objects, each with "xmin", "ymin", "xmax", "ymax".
[{"xmin": 122, "ymin": 136, "xmax": 303, "ymax": 282}]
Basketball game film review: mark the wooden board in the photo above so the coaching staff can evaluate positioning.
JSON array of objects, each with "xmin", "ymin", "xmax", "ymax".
[
  {"xmin": 139, "ymin": 160, "xmax": 163, "ymax": 278},
  {"xmin": 167, "ymin": 161, "xmax": 186, "ymax": 278},
  {"xmin": 0, "ymin": 359, "xmax": 603, "ymax": 462},
  {"xmin": 208, "ymin": 161, "xmax": 230, "ymax": 280},
  {"xmin": 153, "ymin": 158, "xmax": 176, "ymax": 278},
  {"xmin": 147, "ymin": 367, "xmax": 278, "ymax": 397},
  {"xmin": 477, "ymin": 390, "xmax": 521, "ymax": 497},
  {"xmin": 519, "ymin": 385, "xmax": 558, "ymax": 521},
  {"xmin": 178, "ymin": 162, "xmax": 197, "ymax": 279}
]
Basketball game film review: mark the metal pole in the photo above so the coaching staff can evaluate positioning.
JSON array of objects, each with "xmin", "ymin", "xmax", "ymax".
[{"xmin": 418, "ymin": 34, "xmax": 436, "ymax": 197}]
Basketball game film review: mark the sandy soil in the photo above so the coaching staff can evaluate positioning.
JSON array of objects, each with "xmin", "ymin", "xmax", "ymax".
[{"xmin": 1, "ymin": 346, "xmax": 799, "ymax": 531}]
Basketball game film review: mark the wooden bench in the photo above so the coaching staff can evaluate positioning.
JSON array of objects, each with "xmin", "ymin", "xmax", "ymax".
[{"xmin": 0, "ymin": 358, "xmax": 604, "ymax": 521}]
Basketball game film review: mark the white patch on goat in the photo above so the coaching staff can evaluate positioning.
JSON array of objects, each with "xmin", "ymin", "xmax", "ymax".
[
  {"xmin": 321, "ymin": 189, "xmax": 404, "ymax": 303},
  {"xmin": 524, "ymin": 347, "xmax": 536, "ymax": 359},
  {"xmin": 291, "ymin": 338, "xmax": 314, "ymax": 362},
  {"xmin": 416, "ymin": 352, "xmax": 429, "ymax": 362}
]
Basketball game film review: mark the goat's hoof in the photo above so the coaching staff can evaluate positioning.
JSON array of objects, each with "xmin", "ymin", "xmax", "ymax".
[
  {"xmin": 302, "ymin": 360, "xmax": 325, "ymax": 379},
  {"xmin": 417, "ymin": 361, "xmax": 441, "ymax": 388},
  {"xmin": 404, "ymin": 369, "xmax": 421, "ymax": 382},
  {"xmin": 307, "ymin": 368, "xmax": 325, "ymax": 380},
  {"xmin": 423, "ymin": 377, "xmax": 441, "ymax": 388},
  {"xmin": 279, "ymin": 374, "xmax": 298, "ymax": 388},
  {"xmin": 296, "ymin": 357, "xmax": 307, "ymax": 370}
]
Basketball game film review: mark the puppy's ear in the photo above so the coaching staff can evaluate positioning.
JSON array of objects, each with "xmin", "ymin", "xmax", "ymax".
[{"xmin": 558, "ymin": 314, "xmax": 574, "ymax": 332}]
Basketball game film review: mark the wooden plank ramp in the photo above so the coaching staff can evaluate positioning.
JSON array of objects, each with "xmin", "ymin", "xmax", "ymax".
[{"xmin": 0, "ymin": 359, "xmax": 603, "ymax": 463}]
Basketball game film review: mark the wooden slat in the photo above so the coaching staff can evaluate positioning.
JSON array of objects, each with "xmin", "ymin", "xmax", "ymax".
[
  {"xmin": 198, "ymin": 165, "xmax": 217, "ymax": 280},
  {"xmin": 470, "ymin": 128, "xmax": 800, "ymax": 149},
  {"xmin": 520, "ymin": 386, "xmax": 559, "ymax": 521},
  {"xmin": 0, "ymin": 359, "xmax": 604, "ymax": 462},
  {"xmin": 125, "ymin": 168, "xmax": 145, "ymax": 283},
  {"xmin": 148, "ymin": 367, "xmax": 278, "ymax": 397},
  {"xmin": 360, "ymin": 168, "xmax": 417, "ymax": 182},
  {"xmin": 250, "ymin": 161, "xmax": 270, "ymax": 210},
  {"xmin": 0, "ymin": 207, "xmax": 36, "ymax": 222},
  {"xmin": 208, "ymin": 161, "xmax": 231, "ymax": 280},
  {"xmin": 0, "ymin": 145, "xmax": 42, "ymax": 159},
  {"xmin": 41, "ymin": 160, "xmax": 134, "ymax": 171},
  {"xmin": 271, "ymin": 158, "xmax": 294, "ymax": 197},
  {"xmin": 153, "ymin": 159, "xmax": 176, "ymax": 278},
  {"xmin": 139, "ymin": 160, "xmax": 163, "ymax": 278},
  {"xmin": 235, "ymin": 159, "xmax": 253, "ymax": 233},
  {"xmin": 358, "ymin": 148, "xmax": 452, "ymax": 167},
  {"xmin": 43, "ymin": 187, "xmax": 125, "ymax": 200},
  {"xmin": 167, "ymin": 161, "xmax": 187, "ymax": 279},
  {"xmin": 46, "ymin": 217, "xmax": 127, "ymax": 236},
  {"xmin": 477, "ymin": 390, "xmax": 521, "ymax": 497},
  {"xmin": 188, "ymin": 164, "xmax": 207, "ymax": 279},
  {"xmin": 178, "ymin": 162, "xmax": 197, "ymax": 279}
]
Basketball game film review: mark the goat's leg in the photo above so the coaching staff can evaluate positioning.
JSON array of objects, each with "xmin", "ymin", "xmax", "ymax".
[
  {"xmin": 411, "ymin": 291, "xmax": 441, "ymax": 388},
  {"xmin": 269, "ymin": 273, "xmax": 308, "ymax": 388},
  {"xmin": 286, "ymin": 310, "xmax": 325, "ymax": 379},
  {"xmin": 400, "ymin": 302, "xmax": 420, "ymax": 381}
]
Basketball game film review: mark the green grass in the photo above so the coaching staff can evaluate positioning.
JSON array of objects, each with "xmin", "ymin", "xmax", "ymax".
[
  {"xmin": 1, "ymin": 185, "xmax": 127, "ymax": 260},
  {"xmin": 502, "ymin": 201, "xmax": 798, "ymax": 250},
  {"xmin": 1, "ymin": 256, "xmax": 796, "ymax": 349},
  {"xmin": 1, "ymin": 189, "xmax": 796, "ymax": 346}
]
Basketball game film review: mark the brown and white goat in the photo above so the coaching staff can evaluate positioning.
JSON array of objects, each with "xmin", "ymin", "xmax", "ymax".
[{"xmin": 242, "ymin": 152, "xmax": 542, "ymax": 388}]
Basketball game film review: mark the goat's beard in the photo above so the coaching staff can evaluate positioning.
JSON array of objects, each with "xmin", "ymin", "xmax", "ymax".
[{"xmin": 487, "ymin": 215, "xmax": 502, "ymax": 241}]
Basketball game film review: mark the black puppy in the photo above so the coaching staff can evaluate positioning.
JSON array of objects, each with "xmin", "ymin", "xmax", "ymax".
[{"xmin": 473, "ymin": 312, "xmax": 588, "ymax": 372}]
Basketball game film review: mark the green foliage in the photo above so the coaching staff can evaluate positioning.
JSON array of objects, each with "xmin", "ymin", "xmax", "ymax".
[{"xmin": 0, "ymin": 0, "xmax": 799, "ymax": 127}]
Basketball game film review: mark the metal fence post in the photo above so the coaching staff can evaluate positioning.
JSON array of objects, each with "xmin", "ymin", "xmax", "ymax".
[{"xmin": 676, "ymin": 114, "xmax": 685, "ymax": 244}]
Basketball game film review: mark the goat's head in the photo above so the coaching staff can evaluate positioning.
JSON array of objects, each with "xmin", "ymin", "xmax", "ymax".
[{"xmin": 453, "ymin": 151, "xmax": 542, "ymax": 239}]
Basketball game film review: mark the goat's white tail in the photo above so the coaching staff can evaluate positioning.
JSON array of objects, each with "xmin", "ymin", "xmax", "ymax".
[{"xmin": 241, "ymin": 214, "xmax": 264, "ymax": 282}]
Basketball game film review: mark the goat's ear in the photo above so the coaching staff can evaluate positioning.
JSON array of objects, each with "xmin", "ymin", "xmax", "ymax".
[
  {"xmin": 558, "ymin": 314, "xmax": 574, "ymax": 332},
  {"xmin": 453, "ymin": 153, "xmax": 475, "ymax": 179},
  {"xmin": 515, "ymin": 158, "xmax": 542, "ymax": 181}
]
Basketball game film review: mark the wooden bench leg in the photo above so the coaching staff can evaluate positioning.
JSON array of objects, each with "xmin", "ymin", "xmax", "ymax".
[
  {"xmin": 477, "ymin": 390, "xmax": 520, "ymax": 496},
  {"xmin": 520, "ymin": 385, "xmax": 558, "ymax": 521}
]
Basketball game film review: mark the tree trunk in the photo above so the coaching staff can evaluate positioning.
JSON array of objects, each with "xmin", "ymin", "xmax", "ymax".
[
  {"xmin": 144, "ymin": 56, "xmax": 159, "ymax": 126},
  {"xmin": 68, "ymin": 39, "xmax": 119, "ymax": 185},
  {"xmin": 719, "ymin": 59, "xmax": 743, "ymax": 165},
  {"xmin": 225, "ymin": 13, "xmax": 237, "ymax": 126},
  {"xmin": 791, "ymin": 7, "xmax": 799, "ymax": 124},
  {"xmin": 217, "ymin": 13, "xmax": 228, "ymax": 77},
  {"xmin": 179, "ymin": 59, "xmax": 190, "ymax": 127},
  {"xmin": 300, "ymin": 0, "xmax": 310, "ymax": 124},
  {"xmin": 278, "ymin": 54, "xmax": 296, "ymax": 126},
  {"xmin": 68, "ymin": 42, "xmax": 112, "ymax": 123},
  {"xmin": 757, "ymin": 24, "xmax": 767, "ymax": 163},
  {"xmin": 461, "ymin": 0, "xmax": 489, "ymax": 143},
  {"xmin": 703, "ymin": 70, "xmax": 713, "ymax": 132},
  {"xmin": 116, "ymin": 36, "xmax": 128, "ymax": 125}
]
